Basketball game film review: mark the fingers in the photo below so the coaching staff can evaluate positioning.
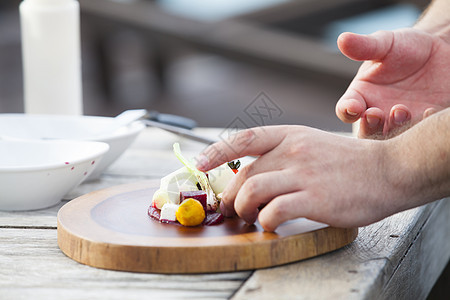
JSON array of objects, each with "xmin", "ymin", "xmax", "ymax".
[
  {"xmin": 357, "ymin": 105, "xmax": 412, "ymax": 139},
  {"xmin": 220, "ymin": 149, "xmax": 294, "ymax": 216},
  {"xmin": 337, "ymin": 31, "xmax": 394, "ymax": 62},
  {"xmin": 257, "ymin": 192, "xmax": 311, "ymax": 232},
  {"xmin": 389, "ymin": 104, "xmax": 411, "ymax": 126},
  {"xmin": 358, "ymin": 107, "xmax": 385, "ymax": 139},
  {"xmin": 337, "ymin": 92, "xmax": 413, "ymax": 136},
  {"xmin": 423, "ymin": 107, "xmax": 438, "ymax": 119},
  {"xmin": 221, "ymin": 152, "xmax": 281, "ymax": 216},
  {"xmin": 336, "ymin": 91, "xmax": 367, "ymax": 123},
  {"xmin": 196, "ymin": 126, "xmax": 287, "ymax": 171},
  {"xmin": 387, "ymin": 104, "xmax": 412, "ymax": 136},
  {"xmin": 229, "ymin": 170, "xmax": 300, "ymax": 225}
]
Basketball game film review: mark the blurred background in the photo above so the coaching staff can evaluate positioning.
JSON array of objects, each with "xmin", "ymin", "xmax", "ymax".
[{"xmin": 0, "ymin": 0, "xmax": 427, "ymax": 132}]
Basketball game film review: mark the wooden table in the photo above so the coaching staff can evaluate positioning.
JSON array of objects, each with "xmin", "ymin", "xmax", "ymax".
[{"xmin": 1, "ymin": 127, "xmax": 449, "ymax": 299}]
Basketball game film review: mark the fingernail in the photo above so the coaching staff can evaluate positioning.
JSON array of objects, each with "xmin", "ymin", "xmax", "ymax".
[
  {"xmin": 346, "ymin": 109, "xmax": 358, "ymax": 116},
  {"xmin": 366, "ymin": 115, "xmax": 381, "ymax": 128},
  {"xmin": 394, "ymin": 109, "xmax": 408, "ymax": 125},
  {"xmin": 423, "ymin": 108, "xmax": 437, "ymax": 119},
  {"xmin": 195, "ymin": 154, "xmax": 209, "ymax": 170}
]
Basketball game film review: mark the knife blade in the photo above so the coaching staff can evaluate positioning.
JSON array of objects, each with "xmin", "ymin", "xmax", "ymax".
[{"xmin": 142, "ymin": 119, "xmax": 218, "ymax": 145}]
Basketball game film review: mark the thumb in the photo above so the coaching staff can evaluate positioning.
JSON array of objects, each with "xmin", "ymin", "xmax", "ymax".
[{"xmin": 338, "ymin": 31, "xmax": 394, "ymax": 62}]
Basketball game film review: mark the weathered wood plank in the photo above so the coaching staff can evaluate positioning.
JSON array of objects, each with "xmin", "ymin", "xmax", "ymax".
[
  {"xmin": 232, "ymin": 199, "xmax": 449, "ymax": 299},
  {"xmin": 0, "ymin": 203, "xmax": 62, "ymax": 228},
  {"xmin": 380, "ymin": 198, "xmax": 450, "ymax": 299},
  {"xmin": 0, "ymin": 228, "xmax": 251, "ymax": 300}
]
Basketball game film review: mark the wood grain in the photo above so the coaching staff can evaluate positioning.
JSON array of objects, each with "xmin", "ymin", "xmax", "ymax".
[
  {"xmin": 232, "ymin": 199, "xmax": 450, "ymax": 299},
  {"xmin": 380, "ymin": 198, "xmax": 450, "ymax": 299},
  {"xmin": 57, "ymin": 180, "xmax": 357, "ymax": 274},
  {"xmin": 0, "ymin": 228, "xmax": 250, "ymax": 300}
]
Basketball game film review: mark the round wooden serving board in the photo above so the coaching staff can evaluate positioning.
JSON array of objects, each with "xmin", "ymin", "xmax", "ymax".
[{"xmin": 57, "ymin": 180, "xmax": 358, "ymax": 274}]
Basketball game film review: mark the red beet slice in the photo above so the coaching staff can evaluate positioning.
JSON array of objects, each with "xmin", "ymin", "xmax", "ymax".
[
  {"xmin": 203, "ymin": 212, "xmax": 224, "ymax": 226},
  {"xmin": 180, "ymin": 191, "xmax": 207, "ymax": 211},
  {"xmin": 148, "ymin": 204, "xmax": 224, "ymax": 226},
  {"xmin": 148, "ymin": 206, "xmax": 161, "ymax": 221}
]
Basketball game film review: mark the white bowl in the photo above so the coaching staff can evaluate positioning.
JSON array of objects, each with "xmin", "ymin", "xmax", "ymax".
[
  {"xmin": 0, "ymin": 139, "xmax": 109, "ymax": 211},
  {"xmin": 0, "ymin": 114, "xmax": 145, "ymax": 180}
]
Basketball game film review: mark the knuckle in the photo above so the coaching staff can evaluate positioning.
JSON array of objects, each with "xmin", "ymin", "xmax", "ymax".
[
  {"xmin": 275, "ymin": 203, "xmax": 291, "ymax": 218},
  {"xmin": 241, "ymin": 178, "xmax": 260, "ymax": 199},
  {"xmin": 238, "ymin": 162, "xmax": 254, "ymax": 179},
  {"xmin": 287, "ymin": 142, "xmax": 307, "ymax": 157},
  {"xmin": 229, "ymin": 128, "xmax": 256, "ymax": 149},
  {"xmin": 239, "ymin": 131, "xmax": 256, "ymax": 150},
  {"xmin": 242, "ymin": 128, "xmax": 257, "ymax": 141},
  {"xmin": 268, "ymin": 199, "xmax": 288, "ymax": 217}
]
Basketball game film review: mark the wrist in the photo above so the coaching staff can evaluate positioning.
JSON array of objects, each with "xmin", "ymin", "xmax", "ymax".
[
  {"xmin": 372, "ymin": 138, "xmax": 417, "ymax": 214},
  {"xmin": 382, "ymin": 137, "xmax": 424, "ymax": 210},
  {"xmin": 384, "ymin": 110, "xmax": 450, "ymax": 209},
  {"xmin": 414, "ymin": 23, "xmax": 450, "ymax": 43},
  {"xmin": 414, "ymin": 0, "xmax": 450, "ymax": 43}
]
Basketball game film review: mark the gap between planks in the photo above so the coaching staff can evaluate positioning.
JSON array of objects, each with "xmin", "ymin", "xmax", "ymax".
[{"xmin": 0, "ymin": 225, "xmax": 57, "ymax": 230}]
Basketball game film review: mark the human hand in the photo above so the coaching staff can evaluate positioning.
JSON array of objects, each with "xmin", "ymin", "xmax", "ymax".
[
  {"xmin": 336, "ymin": 29, "xmax": 449, "ymax": 139},
  {"xmin": 196, "ymin": 126, "xmax": 404, "ymax": 232}
]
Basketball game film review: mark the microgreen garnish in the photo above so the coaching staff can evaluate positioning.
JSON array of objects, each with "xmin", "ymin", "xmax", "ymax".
[{"xmin": 227, "ymin": 160, "xmax": 241, "ymax": 170}]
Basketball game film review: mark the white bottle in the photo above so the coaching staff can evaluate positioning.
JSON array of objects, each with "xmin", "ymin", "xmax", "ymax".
[{"xmin": 20, "ymin": 0, "xmax": 83, "ymax": 115}]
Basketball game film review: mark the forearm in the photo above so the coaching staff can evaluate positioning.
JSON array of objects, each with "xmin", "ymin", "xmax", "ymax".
[
  {"xmin": 386, "ymin": 108, "xmax": 450, "ymax": 210},
  {"xmin": 415, "ymin": 0, "xmax": 450, "ymax": 42}
]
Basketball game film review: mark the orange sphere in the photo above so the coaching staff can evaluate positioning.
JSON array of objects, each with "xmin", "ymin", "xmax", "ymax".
[{"xmin": 176, "ymin": 198, "xmax": 206, "ymax": 226}]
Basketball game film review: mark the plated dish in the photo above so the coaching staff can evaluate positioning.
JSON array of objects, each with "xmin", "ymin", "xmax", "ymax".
[{"xmin": 148, "ymin": 143, "xmax": 240, "ymax": 227}]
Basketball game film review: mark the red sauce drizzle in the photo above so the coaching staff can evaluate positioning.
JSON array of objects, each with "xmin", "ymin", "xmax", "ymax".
[{"xmin": 147, "ymin": 206, "xmax": 224, "ymax": 226}]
